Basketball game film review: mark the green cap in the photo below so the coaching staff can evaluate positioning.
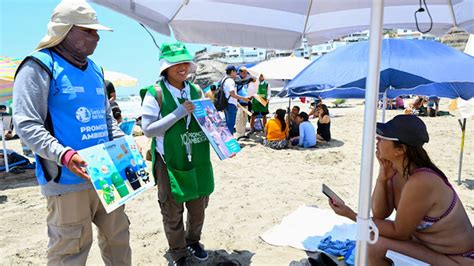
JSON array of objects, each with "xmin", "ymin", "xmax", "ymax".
[{"xmin": 159, "ymin": 42, "xmax": 193, "ymax": 63}]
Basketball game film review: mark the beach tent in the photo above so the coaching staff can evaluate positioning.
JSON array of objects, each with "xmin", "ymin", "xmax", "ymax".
[
  {"xmin": 280, "ymin": 39, "xmax": 474, "ymax": 101},
  {"xmin": 248, "ymin": 56, "xmax": 311, "ymax": 80},
  {"xmin": 91, "ymin": 1, "xmax": 474, "ymax": 264},
  {"xmin": 0, "ymin": 56, "xmax": 22, "ymax": 172},
  {"xmin": 0, "ymin": 56, "xmax": 21, "ymax": 102},
  {"xmin": 103, "ymin": 70, "xmax": 138, "ymax": 87}
]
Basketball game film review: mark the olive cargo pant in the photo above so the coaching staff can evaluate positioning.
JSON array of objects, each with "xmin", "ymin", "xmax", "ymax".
[
  {"xmin": 46, "ymin": 188, "xmax": 131, "ymax": 265},
  {"xmin": 154, "ymin": 152, "xmax": 209, "ymax": 261}
]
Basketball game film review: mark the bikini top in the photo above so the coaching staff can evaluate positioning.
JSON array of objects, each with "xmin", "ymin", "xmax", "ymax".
[{"xmin": 391, "ymin": 167, "xmax": 458, "ymax": 231}]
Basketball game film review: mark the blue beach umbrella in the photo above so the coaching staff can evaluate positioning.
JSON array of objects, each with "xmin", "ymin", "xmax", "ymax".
[{"xmin": 280, "ymin": 39, "xmax": 474, "ymax": 100}]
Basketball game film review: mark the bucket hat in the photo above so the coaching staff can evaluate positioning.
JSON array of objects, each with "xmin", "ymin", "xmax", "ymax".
[
  {"xmin": 376, "ymin": 114, "xmax": 429, "ymax": 147},
  {"xmin": 159, "ymin": 42, "xmax": 196, "ymax": 75},
  {"xmin": 36, "ymin": 1, "xmax": 112, "ymax": 51}
]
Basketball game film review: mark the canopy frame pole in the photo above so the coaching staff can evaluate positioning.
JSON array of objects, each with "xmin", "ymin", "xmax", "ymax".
[
  {"xmin": 457, "ymin": 118, "xmax": 467, "ymax": 184},
  {"xmin": 169, "ymin": 0, "xmax": 190, "ymax": 22},
  {"xmin": 447, "ymin": 0, "xmax": 458, "ymax": 27},
  {"xmin": 355, "ymin": 0, "xmax": 384, "ymax": 265},
  {"xmin": 302, "ymin": 0, "xmax": 314, "ymax": 39}
]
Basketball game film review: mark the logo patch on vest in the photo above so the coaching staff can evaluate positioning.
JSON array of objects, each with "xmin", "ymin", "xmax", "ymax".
[
  {"xmin": 75, "ymin": 107, "xmax": 106, "ymax": 123},
  {"xmin": 180, "ymin": 131, "xmax": 207, "ymax": 146},
  {"xmin": 76, "ymin": 107, "xmax": 92, "ymax": 123}
]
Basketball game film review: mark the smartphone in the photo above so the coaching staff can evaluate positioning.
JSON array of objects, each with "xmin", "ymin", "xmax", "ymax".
[{"xmin": 322, "ymin": 184, "xmax": 345, "ymax": 205}]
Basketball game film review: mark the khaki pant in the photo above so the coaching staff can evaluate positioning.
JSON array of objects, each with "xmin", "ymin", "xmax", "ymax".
[
  {"xmin": 46, "ymin": 189, "xmax": 131, "ymax": 266},
  {"xmin": 235, "ymin": 106, "xmax": 248, "ymax": 137},
  {"xmin": 154, "ymin": 153, "xmax": 209, "ymax": 261}
]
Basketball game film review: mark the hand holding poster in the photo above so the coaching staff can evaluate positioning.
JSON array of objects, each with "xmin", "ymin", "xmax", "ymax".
[
  {"xmin": 78, "ymin": 136, "xmax": 154, "ymax": 213},
  {"xmin": 192, "ymin": 99, "xmax": 241, "ymax": 160}
]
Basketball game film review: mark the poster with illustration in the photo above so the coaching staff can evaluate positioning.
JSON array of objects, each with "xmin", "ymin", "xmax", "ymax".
[
  {"xmin": 78, "ymin": 136, "xmax": 154, "ymax": 213},
  {"xmin": 192, "ymin": 99, "xmax": 241, "ymax": 160}
]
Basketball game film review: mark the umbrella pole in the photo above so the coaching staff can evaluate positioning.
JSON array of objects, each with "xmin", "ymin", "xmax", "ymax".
[
  {"xmin": 382, "ymin": 90, "xmax": 388, "ymax": 122},
  {"xmin": 0, "ymin": 115, "xmax": 9, "ymax": 172},
  {"xmin": 457, "ymin": 118, "xmax": 467, "ymax": 184},
  {"xmin": 287, "ymin": 97, "xmax": 292, "ymax": 140},
  {"xmin": 355, "ymin": 0, "xmax": 384, "ymax": 265}
]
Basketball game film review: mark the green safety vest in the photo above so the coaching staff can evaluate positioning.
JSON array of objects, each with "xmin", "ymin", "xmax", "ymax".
[
  {"xmin": 145, "ymin": 80, "xmax": 214, "ymax": 203},
  {"xmin": 252, "ymin": 81, "xmax": 269, "ymax": 113}
]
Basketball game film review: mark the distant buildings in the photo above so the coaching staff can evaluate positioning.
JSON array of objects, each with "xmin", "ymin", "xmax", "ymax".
[{"xmin": 204, "ymin": 29, "xmax": 444, "ymax": 64}]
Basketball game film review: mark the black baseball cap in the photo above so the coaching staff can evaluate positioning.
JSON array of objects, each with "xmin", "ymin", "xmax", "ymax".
[
  {"xmin": 376, "ymin": 115, "xmax": 429, "ymax": 147},
  {"xmin": 225, "ymin": 65, "xmax": 236, "ymax": 72}
]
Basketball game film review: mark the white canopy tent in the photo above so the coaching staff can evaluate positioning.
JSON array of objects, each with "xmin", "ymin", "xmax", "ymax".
[
  {"xmin": 90, "ymin": 0, "xmax": 474, "ymax": 264},
  {"xmin": 91, "ymin": 0, "xmax": 474, "ymax": 49},
  {"xmin": 247, "ymin": 56, "xmax": 311, "ymax": 80}
]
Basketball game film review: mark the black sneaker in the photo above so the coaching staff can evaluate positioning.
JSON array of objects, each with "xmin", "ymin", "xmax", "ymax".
[
  {"xmin": 187, "ymin": 242, "xmax": 209, "ymax": 261},
  {"xmin": 172, "ymin": 257, "xmax": 188, "ymax": 266}
]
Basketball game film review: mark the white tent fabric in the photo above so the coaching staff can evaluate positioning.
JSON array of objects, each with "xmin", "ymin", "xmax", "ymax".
[
  {"xmin": 91, "ymin": 0, "xmax": 474, "ymax": 49},
  {"xmin": 465, "ymin": 34, "xmax": 474, "ymax": 56},
  {"xmin": 248, "ymin": 56, "xmax": 311, "ymax": 80}
]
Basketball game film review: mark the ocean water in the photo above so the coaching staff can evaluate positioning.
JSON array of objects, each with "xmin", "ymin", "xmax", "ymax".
[{"xmin": 117, "ymin": 96, "xmax": 143, "ymax": 119}]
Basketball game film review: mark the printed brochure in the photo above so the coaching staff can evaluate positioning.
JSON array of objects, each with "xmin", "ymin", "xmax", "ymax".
[
  {"xmin": 78, "ymin": 136, "xmax": 154, "ymax": 213},
  {"xmin": 192, "ymin": 99, "xmax": 241, "ymax": 160},
  {"xmin": 252, "ymin": 94, "xmax": 268, "ymax": 106}
]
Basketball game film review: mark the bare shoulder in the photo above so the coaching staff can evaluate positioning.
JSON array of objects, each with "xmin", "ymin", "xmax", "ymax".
[{"xmin": 405, "ymin": 170, "xmax": 439, "ymax": 192}]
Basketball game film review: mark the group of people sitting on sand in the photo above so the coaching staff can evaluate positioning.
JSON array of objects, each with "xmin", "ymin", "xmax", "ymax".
[{"xmin": 262, "ymin": 102, "xmax": 332, "ymax": 150}]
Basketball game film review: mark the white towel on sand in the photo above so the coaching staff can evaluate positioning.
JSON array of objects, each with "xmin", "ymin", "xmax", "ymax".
[{"xmin": 260, "ymin": 205, "xmax": 356, "ymax": 252}]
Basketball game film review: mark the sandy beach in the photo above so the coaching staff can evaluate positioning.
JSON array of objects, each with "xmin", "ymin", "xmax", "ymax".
[{"xmin": 0, "ymin": 99, "xmax": 472, "ymax": 265}]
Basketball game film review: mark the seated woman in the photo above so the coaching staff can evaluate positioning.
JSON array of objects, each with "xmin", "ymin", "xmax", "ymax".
[
  {"xmin": 316, "ymin": 104, "xmax": 331, "ymax": 141},
  {"xmin": 263, "ymin": 109, "xmax": 289, "ymax": 149},
  {"xmin": 288, "ymin": 105, "xmax": 300, "ymax": 139},
  {"xmin": 290, "ymin": 112, "xmax": 316, "ymax": 148},
  {"xmin": 405, "ymin": 96, "xmax": 427, "ymax": 116},
  {"xmin": 329, "ymin": 115, "xmax": 474, "ymax": 266}
]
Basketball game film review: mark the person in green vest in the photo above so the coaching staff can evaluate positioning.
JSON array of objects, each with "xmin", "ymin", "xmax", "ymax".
[
  {"xmin": 250, "ymin": 74, "xmax": 270, "ymax": 133},
  {"xmin": 141, "ymin": 42, "xmax": 214, "ymax": 266}
]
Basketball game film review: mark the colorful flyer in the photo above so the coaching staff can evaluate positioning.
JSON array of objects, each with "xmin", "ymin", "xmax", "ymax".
[
  {"xmin": 192, "ymin": 99, "xmax": 241, "ymax": 160},
  {"xmin": 78, "ymin": 136, "xmax": 154, "ymax": 213}
]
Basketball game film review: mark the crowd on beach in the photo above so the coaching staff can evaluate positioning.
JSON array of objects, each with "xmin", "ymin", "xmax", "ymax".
[
  {"xmin": 202, "ymin": 64, "xmax": 332, "ymax": 151},
  {"xmin": 5, "ymin": 1, "xmax": 474, "ymax": 266}
]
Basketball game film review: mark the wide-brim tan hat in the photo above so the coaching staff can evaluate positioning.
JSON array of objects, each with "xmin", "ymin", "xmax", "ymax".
[{"xmin": 36, "ymin": 1, "xmax": 112, "ymax": 51}]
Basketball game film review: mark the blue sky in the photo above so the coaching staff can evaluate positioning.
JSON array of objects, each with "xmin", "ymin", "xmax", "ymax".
[{"xmin": 0, "ymin": 0, "xmax": 207, "ymax": 96}]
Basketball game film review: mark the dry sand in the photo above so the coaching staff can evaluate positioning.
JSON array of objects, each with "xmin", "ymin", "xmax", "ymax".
[{"xmin": 0, "ymin": 99, "xmax": 473, "ymax": 265}]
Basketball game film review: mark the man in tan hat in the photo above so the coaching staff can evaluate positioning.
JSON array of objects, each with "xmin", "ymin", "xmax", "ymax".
[{"xmin": 13, "ymin": 1, "xmax": 131, "ymax": 265}]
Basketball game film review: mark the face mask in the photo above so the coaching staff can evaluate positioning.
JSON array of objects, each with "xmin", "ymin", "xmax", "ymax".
[{"xmin": 55, "ymin": 26, "xmax": 99, "ymax": 66}]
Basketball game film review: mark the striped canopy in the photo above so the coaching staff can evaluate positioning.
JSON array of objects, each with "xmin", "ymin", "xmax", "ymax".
[{"xmin": 0, "ymin": 56, "xmax": 22, "ymax": 102}]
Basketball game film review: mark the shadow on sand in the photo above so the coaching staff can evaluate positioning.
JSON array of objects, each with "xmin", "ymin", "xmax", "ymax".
[
  {"xmin": 459, "ymin": 179, "xmax": 474, "ymax": 190},
  {"xmin": 164, "ymin": 249, "xmax": 255, "ymax": 266},
  {"xmin": 0, "ymin": 195, "xmax": 7, "ymax": 204},
  {"xmin": 237, "ymin": 131, "xmax": 345, "ymax": 151},
  {"xmin": 290, "ymin": 251, "xmax": 345, "ymax": 266},
  {"xmin": 0, "ymin": 169, "xmax": 38, "ymax": 191}
]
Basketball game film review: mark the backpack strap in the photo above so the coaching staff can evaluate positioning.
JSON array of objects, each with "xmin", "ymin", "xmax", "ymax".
[{"xmin": 140, "ymin": 84, "xmax": 163, "ymax": 107}]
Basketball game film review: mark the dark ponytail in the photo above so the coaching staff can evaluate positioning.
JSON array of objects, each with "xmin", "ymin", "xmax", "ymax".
[
  {"xmin": 275, "ymin": 109, "xmax": 287, "ymax": 132},
  {"xmin": 394, "ymin": 142, "xmax": 447, "ymax": 180}
]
